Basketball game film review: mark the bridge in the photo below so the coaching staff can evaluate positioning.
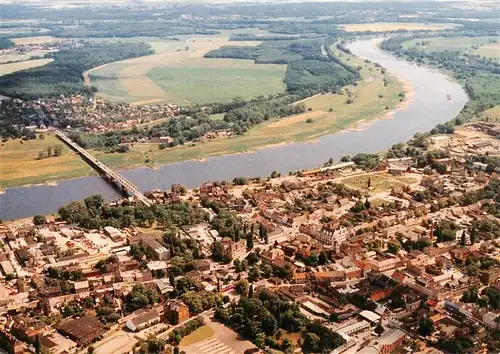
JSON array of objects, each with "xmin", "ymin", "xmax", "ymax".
[{"xmin": 54, "ymin": 130, "xmax": 153, "ymax": 207}]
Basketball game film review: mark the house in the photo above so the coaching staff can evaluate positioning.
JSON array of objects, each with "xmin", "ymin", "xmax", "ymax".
[
  {"xmin": 221, "ymin": 238, "xmax": 246, "ymax": 260},
  {"xmin": 165, "ymin": 299, "xmax": 190, "ymax": 324},
  {"xmin": 126, "ymin": 308, "xmax": 161, "ymax": 332},
  {"xmin": 73, "ymin": 281, "xmax": 89, "ymax": 294}
]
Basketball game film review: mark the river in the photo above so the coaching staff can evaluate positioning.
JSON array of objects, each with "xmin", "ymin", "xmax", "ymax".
[{"xmin": 0, "ymin": 38, "xmax": 468, "ymax": 220}]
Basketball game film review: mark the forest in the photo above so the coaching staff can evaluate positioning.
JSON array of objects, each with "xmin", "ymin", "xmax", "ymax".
[
  {"xmin": 0, "ymin": 42, "xmax": 154, "ymax": 99},
  {"xmin": 0, "ymin": 38, "xmax": 14, "ymax": 49}
]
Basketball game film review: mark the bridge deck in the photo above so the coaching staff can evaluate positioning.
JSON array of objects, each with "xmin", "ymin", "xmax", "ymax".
[{"xmin": 55, "ymin": 130, "xmax": 152, "ymax": 207}]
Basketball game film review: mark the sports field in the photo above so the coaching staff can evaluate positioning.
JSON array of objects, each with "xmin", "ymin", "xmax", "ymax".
[
  {"xmin": 0, "ymin": 58, "xmax": 53, "ymax": 76},
  {"xmin": 340, "ymin": 22, "xmax": 460, "ymax": 32},
  {"xmin": 0, "ymin": 134, "xmax": 92, "ymax": 188},
  {"xmin": 86, "ymin": 34, "xmax": 277, "ymax": 105}
]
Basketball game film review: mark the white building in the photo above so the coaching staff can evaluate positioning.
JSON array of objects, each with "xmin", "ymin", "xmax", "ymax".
[{"xmin": 316, "ymin": 226, "xmax": 349, "ymax": 250}]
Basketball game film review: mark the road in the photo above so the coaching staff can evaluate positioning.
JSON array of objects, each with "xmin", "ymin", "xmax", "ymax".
[{"xmin": 54, "ymin": 130, "xmax": 152, "ymax": 207}]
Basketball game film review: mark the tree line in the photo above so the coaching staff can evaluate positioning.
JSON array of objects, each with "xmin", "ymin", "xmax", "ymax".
[{"xmin": 0, "ymin": 42, "xmax": 154, "ymax": 99}]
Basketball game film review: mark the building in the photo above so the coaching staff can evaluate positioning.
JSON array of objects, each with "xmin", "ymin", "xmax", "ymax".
[
  {"xmin": 0, "ymin": 260, "xmax": 15, "ymax": 276},
  {"xmin": 164, "ymin": 299, "xmax": 190, "ymax": 324},
  {"xmin": 73, "ymin": 281, "xmax": 90, "ymax": 294},
  {"xmin": 141, "ymin": 236, "xmax": 168, "ymax": 261},
  {"xmin": 375, "ymin": 328, "xmax": 406, "ymax": 354},
  {"xmin": 126, "ymin": 308, "xmax": 161, "ymax": 332},
  {"xmin": 57, "ymin": 316, "xmax": 106, "ymax": 346},
  {"xmin": 220, "ymin": 238, "xmax": 246, "ymax": 260},
  {"xmin": 300, "ymin": 224, "xmax": 349, "ymax": 250}
]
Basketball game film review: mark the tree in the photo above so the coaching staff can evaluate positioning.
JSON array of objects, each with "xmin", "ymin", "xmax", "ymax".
[
  {"xmin": 261, "ymin": 315, "xmax": 277, "ymax": 335},
  {"xmin": 248, "ymin": 284, "xmax": 254, "ymax": 298},
  {"xmin": 470, "ymin": 227, "xmax": 476, "ymax": 244},
  {"xmin": 303, "ymin": 333, "xmax": 320, "ymax": 353},
  {"xmin": 248, "ymin": 266, "xmax": 260, "ymax": 282},
  {"xmin": 374, "ymin": 324, "xmax": 385, "ymax": 335},
  {"xmin": 234, "ymin": 259, "xmax": 242, "ymax": 273},
  {"xmin": 236, "ymin": 279, "xmax": 249, "ymax": 296},
  {"xmin": 460, "ymin": 230, "xmax": 466, "ymax": 247},
  {"xmin": 246, "ymin": 232, "xmax": 254, "ymax": 249},
  {"xmin": 33, "ymin": 215, "xmax": 47, "ymax": 225},
  {"xmin": 318, "ymin": 251, "xmax": 328, "ymax": 265},
  {"xmin": 418, "ymin": 318, "xmax": 435, "ymax": 336},
  {"xmin": 254, "ymin": 332, "xmax": 266, "ymax": 348}
]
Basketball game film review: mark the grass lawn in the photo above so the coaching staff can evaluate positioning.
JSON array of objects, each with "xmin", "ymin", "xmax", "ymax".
[
  {"xmin": 146, "ymin": 59, "xmax": 286, "ymax": 105},
  {"xmin": 340, "ymin": 22, "xmax": 460, "ymax": 32},
  {"xmin": 0, "ymin": 59, "xmax": 54, "ymax": 76},
  {"xmin": 0, "ymin": 133, "xmax": 92, "ymax": 189},
  {"xmin": 479, "ymin": 105, "xmax": 500, "ymax": 123},
  {"xmin": 180, "ymin": 326, "xmax": 215, "ymax": 347},
  {"xmin": 341, "ymin": 173, "xmax": 407, "ymax": 194}
]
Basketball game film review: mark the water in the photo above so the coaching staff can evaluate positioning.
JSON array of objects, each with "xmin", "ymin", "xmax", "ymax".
[{"xmin": 0, "ymin": 38, "xmax": 468, "ymax": 220}]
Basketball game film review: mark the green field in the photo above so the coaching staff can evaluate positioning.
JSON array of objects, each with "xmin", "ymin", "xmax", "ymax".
[
  {"xmin": 93, "ymin": 46, "xmax": 404, "ymax": 170},
  {"xmin": 147, "ymin": 59, "xmax": 286, "ymax": 104},
  {"xmin": 0, "ymin": 134, "xmax": 92, "ymax": 189},
  {"xmin": 402, "ymin": 36, "xmax": 500, "ymax": 60}
]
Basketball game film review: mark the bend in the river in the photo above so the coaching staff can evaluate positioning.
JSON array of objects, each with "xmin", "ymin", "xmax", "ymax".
[{"xmin": 1, "ymin": 38, "xmax": 468, "ymax": 220}]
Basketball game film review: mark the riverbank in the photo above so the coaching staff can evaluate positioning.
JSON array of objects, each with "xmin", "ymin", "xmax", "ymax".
[
  {"xmin": 1, "ymin": 41, "xmax": 406, "ymax": 189},
  {"xmin": 0, "ymin": 37, "xmax": 468, "ymax": 220}
]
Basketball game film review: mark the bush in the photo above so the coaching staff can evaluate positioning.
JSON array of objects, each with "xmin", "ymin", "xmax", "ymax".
[{"xmin": 306, "ymin": 118, "xmax": 314, "ymax": 123}]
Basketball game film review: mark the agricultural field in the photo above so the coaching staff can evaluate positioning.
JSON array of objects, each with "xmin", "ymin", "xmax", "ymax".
[
  {"xmin": 147, "ymin": 58, "xmax": 286, "ymax": 104},
  {"xmin": 0, "ymin": 50, "xmax": 55, "ymax": 64},
  {"xmin": 479, "ymin": 105, "xmax": 500, "ymax": 123},
  {"xmin": 401, "ymin": 36, "xmax": 499, "ymax": 59},
  {"xmin": 0, "ymin": 133, "xmax": 92, "ymax": 189},
  {"xmin": 94, "ymin": 46, "xmax": 405, "ymax": 169},
  {"xmin": 473, "ymin": 42, "xmax": 500, "ymax": 60},
  {"xmin": 0, "ymin": 27, "xmax": 50, "ymax": 37},
  {"xmin": 339, "ymin": 22, "xmax": 460, "ymax": 32},
  {"xmin": 86, "ymin": 33, "xmax": 270, "ymax": 105},
  {"xmin": 0, "ymin": 58, "xmax": 53, "ymax": 76},
  {"xmin": 10, "ymin": 36, "xmax": 59, "ymax": 45}
]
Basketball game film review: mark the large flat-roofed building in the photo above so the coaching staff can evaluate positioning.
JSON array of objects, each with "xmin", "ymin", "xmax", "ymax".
[
  {"xmin": 57, "ymin": 316, "xmax": 106, "ymax": 346},
  {"xmin": 141, "ymin": 236, "xmax": 168, "ymax": 260},
  {"xmin": 0, "ymin": 261, "xmax": 14, "ymax": 276}
]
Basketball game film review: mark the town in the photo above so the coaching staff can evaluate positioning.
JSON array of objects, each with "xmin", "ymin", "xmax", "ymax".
[{"xmin": 0, "ymin": 122, "xmax": 498, "ymax": 354}]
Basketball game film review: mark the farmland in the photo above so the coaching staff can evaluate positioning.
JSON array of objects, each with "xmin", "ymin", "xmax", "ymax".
[
  {"xmin": 147, "ymin": 58, "xmax": 286, "ymax": 104},
  {"xmin": 0, "ymin": 133, "xmax": 92, "ymax": 189},
  {"xmin": 92, "ymin": 45, "xmax": 405, "ymax": 170},
  {"xmin": 0, "ymin": 58, "xmax": 53, "ymax": 76},
  {"xmin": 339, "ymin": 22, "xmax": 460, "ymax": 32},
  {"xmin": 10, "ymin": 36, "xmax": 59, "ymax": 45},
  {"xmin": 401, "ymin": 36, "xmax": 500, "ymax": 59},
  {"xmin": 86, "ymin": 33, "xmax": 274, "ymax": 105}
]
